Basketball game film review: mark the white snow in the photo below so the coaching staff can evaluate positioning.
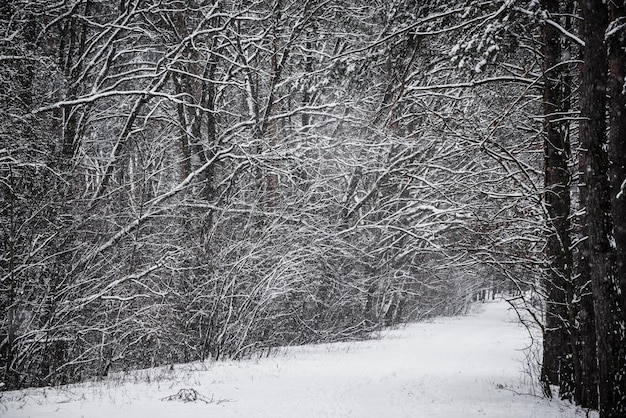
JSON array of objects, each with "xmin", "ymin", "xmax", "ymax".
[
  {"xmin": 1, "ymin": 301, "xmax": 594, "ymax": 418},
  {"xmin": 474, "ymin": 59, "xmax": 487, "ymax": 74}
]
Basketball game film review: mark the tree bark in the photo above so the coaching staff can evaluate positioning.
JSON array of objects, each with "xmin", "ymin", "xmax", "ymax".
[
  {"xmin": 540, "ymin": 0, "xmax": 575, "ymax": 399},
  {"xmin": 580, "ymin": 0, "xmax": 626, "ymax": 415},
  {"xmin": 608, "ymin": 1, "xmax": 626, "ymax": 320},
  {"xmin": 574, "ymin": 0, "xmax": 598, "ymax": 408}
]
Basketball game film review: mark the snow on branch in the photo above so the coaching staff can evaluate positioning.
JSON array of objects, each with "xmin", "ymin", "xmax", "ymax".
[
  {"xmin": 32, "ymin": 87, "xmax": 192, "ymax": 114},
  {"xmin": 88, "ymin": 144, "xmax": 235, "ymax": 259},
  {"xmin": 407, "ymin": 75, "xmax": 541, "ymax": 92},
  {"xmin": 617, "ymin": 179, "xmax": 626, "ymax": 200}
]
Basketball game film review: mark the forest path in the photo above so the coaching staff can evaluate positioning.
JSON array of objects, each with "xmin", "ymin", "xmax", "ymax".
[{"xmin": 3, "ymin": 300, "xmax": 592, "ymax": 418}]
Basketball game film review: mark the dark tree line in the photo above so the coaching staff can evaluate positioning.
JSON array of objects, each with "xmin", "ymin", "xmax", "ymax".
[{"xmin": 538, "ymin": 0, "xmax": 626, "ymax": 416}]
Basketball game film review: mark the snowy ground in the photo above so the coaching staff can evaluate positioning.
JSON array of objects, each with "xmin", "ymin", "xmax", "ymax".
[{"xmin": 1, "ymin": 300, "xmax": 595, "ymax": 418}]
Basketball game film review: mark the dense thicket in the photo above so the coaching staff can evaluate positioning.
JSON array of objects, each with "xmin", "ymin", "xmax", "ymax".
[{"xmin": 1, "ymin": 1, "xmax": 624, "ymax": 416}]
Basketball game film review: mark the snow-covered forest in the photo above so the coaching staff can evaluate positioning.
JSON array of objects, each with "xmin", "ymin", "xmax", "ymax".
[{"xmin": 1, "ymin": 1, "xmax": 625, "ymax": 416}]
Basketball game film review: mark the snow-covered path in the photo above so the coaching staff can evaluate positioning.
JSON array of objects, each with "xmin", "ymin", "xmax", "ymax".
[{"xmin": 2, "ymin": 301, "xmax": 592, "ymax": 418}]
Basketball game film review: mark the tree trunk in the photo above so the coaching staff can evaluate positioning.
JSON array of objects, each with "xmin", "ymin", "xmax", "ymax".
[
  {"xmin": 608, "ymin": 1, "xmax": 626, "ymax": 319},
  {"xmin": 580, "ymin": 1, "xmax": 626, "ymax": 415},
  {"xmin": 575, "ymin": 270, "xmax": 598, "ymax": 408},
  {"xmin": 540, "ymin": 0, "xmax": 575, "ymax": 399},
  {"xmin": 574, "ymin": 1, "xmax": 598, "ymax": 407}
]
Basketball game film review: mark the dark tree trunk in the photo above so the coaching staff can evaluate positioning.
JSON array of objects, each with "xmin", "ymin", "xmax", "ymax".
[
  {"xmin": 540, "ymin": 0, "xmax": 575, "ymax": 399},
  {"xmin": 575, "ymin": 269, "xmax": 598, "ymax": 409},
  {"xmin": 574, "ymin": 1, "xmax": 598, "ymax": 408},
  {"xmin": 607, "ymin": 1, "xmax": 626, "ymax": 319},
  {"xmin": 580, "ymin": 0, "xmax": 626, "ymax": 415}
]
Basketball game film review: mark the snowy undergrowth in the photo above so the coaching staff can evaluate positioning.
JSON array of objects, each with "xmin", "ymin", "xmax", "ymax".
[{"xmin": 1, "ymin": 301, "xmax": 595, "ymax": 418}]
